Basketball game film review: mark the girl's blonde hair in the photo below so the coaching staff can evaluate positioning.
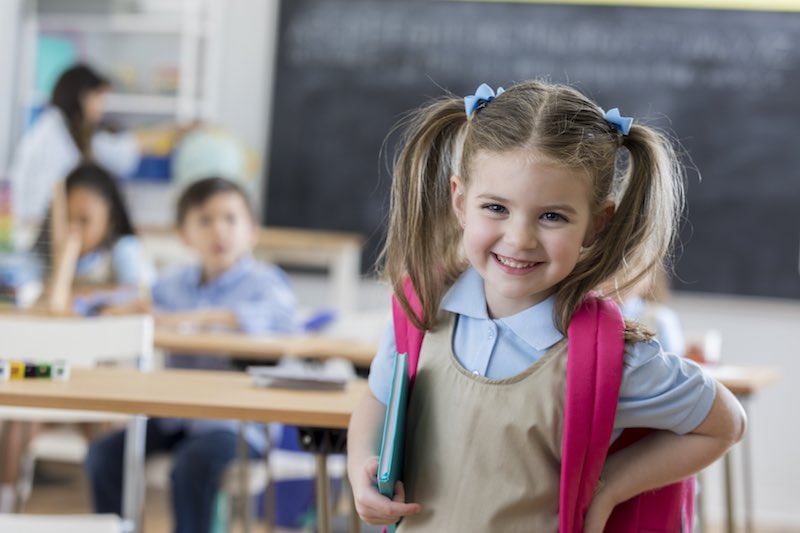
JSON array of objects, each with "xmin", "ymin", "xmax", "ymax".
[{"xmin": 382, "ymin": 80, "xmax": 684, "ymax": 337}]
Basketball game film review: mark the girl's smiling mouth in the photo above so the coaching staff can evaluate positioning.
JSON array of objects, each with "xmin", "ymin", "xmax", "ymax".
[{"xmin": 492, "ymin": 252, "xmax": 541, "ymax": 273}]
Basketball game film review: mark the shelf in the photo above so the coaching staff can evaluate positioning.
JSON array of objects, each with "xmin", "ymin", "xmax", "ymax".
[
  {"xmin": 105, "ymin": 93, "xmax": 179, "ymax": 115},
  {"xmin": 37, "ymin": 13, "xmax": 210, "ymax": 34}
]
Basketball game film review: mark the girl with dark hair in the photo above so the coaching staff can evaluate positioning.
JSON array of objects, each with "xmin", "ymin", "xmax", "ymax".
[
  {"xmin": 8, "ymin": 63, "xmax": 141, "ymax": 223},
  {"xmin": 33, "ymin": 162, "xmax": 152, "ymax": 287}
]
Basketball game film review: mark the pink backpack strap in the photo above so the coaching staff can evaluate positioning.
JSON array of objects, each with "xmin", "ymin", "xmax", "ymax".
[
  {"xmin": 559, "ymin": 297, "xmax": 625, "ymax": 533},
  {"xmin": 391, "ymin": 277, "xmax": 425, "ymax": 384}
]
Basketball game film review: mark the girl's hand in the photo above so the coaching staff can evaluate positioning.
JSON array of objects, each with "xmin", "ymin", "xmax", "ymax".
[
  {"xmin": 352, "ymin": 456, "xmax": 422, "ymax": 526},
  {"xmin": 583, "ymin": 485, "xmax": 616, "ymax": 533}
]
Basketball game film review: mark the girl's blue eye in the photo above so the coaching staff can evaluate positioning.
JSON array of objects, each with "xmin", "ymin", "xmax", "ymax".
[
  {"xmin": 484, "ymin": 204, "xmax": 508, "ymax": 214},
  {"xmin": 542, "ymin": 212, "xmax": 565, "ymax": 222}
]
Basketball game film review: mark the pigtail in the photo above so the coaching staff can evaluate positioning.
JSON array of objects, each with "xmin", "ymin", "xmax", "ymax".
[
  {"xmin": 381, "ymin": 97, "xmax": 468, "ymax": 331},
  {"xmin": 555, "ymin": 123, "xmax": 685, "ymax": 338}
]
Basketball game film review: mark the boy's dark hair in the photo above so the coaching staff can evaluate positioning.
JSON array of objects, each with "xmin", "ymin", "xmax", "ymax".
[
  {"xmin": 176, "ymin": 177, "xmax": 254, "ymax": 225},
  {"xmin": 32, "ymin": 163, "xmax": 136, "ymax": 270},
  {"xmin": 50, "ymin": 64, "xmax": 110, "ymax": 158}
]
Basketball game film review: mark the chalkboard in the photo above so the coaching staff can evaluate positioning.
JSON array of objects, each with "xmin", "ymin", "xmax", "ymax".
[{"xmin": 265, "ymin": 0, "xmax": 800, "ymax": 299}]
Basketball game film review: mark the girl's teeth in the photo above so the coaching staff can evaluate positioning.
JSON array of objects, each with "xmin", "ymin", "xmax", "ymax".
[{"xmin": 496, "ymin": 255, "xmax": 534, "ymax": 268}]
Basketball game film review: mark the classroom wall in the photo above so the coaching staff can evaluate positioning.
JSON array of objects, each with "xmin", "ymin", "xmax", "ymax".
[
  {"xmin": 0, "ymin": 0, "xmax": 23, "ymax": 173},
  {"xmin": 215, "ymin": 0, "xmax": 279, "ymax": 213},
  {"xmin": 670, "ymin": 292, "xmax": 800, "ymax": 526}
]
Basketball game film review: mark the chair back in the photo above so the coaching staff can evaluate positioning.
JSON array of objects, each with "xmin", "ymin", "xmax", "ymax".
[{"xmin": 0, "ymin": 314, "xmax": 154, "ymax": 370}]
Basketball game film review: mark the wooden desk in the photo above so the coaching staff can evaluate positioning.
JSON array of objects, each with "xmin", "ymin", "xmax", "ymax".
[
  {"xmin": 704, "ymin": 364, "xmax": 780, "ymax": 396},
  {"xmin": 154, "ymin": 328, "xmax": 378, "ymax": 368},
  {"xmin": 0, "ymin": 368, "xmax": 367, "ymax": 533},
  {"xmin": 703, "ymin": 364, "xmax": 781, "ymax": 533}
]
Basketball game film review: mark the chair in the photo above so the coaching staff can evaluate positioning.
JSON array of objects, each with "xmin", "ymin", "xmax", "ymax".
[{"xmin": 0, "ymin": 313, "xmax": 153, "ymax": 527}]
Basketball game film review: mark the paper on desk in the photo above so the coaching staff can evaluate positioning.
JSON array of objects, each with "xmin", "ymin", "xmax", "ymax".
[{"xmin": 248, "ymin": 357, "xmax": 355, "ymax": 391}]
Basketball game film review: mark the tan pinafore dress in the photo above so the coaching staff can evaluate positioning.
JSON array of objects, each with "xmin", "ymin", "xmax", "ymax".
[{"xmin": 398, "ymin": 313, "xmax": 568, "ymax": 532}]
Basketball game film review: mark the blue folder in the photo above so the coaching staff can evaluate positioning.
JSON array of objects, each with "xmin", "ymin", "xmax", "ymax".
[{"xmin": 377, "ymin": 352, "xmax": 409, "ymax": 501}]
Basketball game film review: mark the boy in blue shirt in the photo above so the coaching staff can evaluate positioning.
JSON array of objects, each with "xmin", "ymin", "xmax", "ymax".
[{"xmin": 85, "ymin": 176, "xmax": 297, "ymax": 533}]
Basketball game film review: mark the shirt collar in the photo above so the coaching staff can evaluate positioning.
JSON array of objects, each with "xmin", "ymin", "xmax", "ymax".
[
  {"xmin": 441, "ymin": 267, "xmax": 564, "ymax": 350},
  {"xmin": 186, "ymin": 254, "xmax": 255, "ymax": 290}
]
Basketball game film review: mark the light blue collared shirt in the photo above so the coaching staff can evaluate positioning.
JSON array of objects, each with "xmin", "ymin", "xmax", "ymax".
[
  {"xmin": 75, "ymin": 235, "xmax": 154, "ymax": 286},
  {"xmin": 368, "ymin": 267, "xmax": 715, "ymax": 441},
  {"xmin": 153, "ymin": 255, "xmax": 298, "ymax": 452}
]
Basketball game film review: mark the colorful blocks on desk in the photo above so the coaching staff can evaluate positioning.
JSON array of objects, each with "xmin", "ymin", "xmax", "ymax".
[{"xmin": 0, "ymin": 360, "xmax": 70, "ymax": 381}]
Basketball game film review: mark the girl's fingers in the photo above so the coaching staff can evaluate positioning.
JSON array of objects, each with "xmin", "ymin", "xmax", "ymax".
[
  {"xmin": 355, "ymin": 459, "xmax": 421, "ymax": 524},
  {"xmin": 365, "ymin": 456, "xmax": 379, "ymax": 478},
  {"xmin": 393, "ymin": 481, "xmax": 422, "ymax": 513}
]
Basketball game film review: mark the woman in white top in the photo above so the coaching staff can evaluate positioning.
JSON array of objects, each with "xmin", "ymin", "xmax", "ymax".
[{"xmin": 8, "ymin": 63, "xmax": 141, "ymax": 224}]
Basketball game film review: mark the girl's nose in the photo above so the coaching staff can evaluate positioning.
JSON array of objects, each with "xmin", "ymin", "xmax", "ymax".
[{"xmin": 505, "ymin": 220, "xmax": 537, "ymax": 249}]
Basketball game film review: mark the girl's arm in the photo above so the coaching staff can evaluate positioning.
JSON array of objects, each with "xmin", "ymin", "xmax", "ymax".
[
  {"xmin": 585, "ymin": 381, "xmax": 746, "ymax": 532},
  {"xmin": 347, "ymin": 390, "xmax": 422, "ymax": 525}
]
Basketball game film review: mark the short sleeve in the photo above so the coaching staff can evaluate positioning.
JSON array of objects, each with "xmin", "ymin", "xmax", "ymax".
[
  {"xmin": 615, "ymin": 338, "xmax": 716, "ymax": 435},
  {"xmin": 368, "ymin": 320, "xmax": 397, "ymax": 406},
  {"xmin": 231, "ymin": 265, "xmax": 298, "ymax": 334},
  {"xmin": 111, "ymin": 236, "xmax": 154, "ymax": 286}
]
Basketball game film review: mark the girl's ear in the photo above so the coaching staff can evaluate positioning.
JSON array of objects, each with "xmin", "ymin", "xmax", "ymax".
[
  {"xmin": 450, "ymin": 175, "xmax": 466, "ymax": 227},
  {"xmin": 583, "ymin": 201, "xmax": 615, "ymax": 247}
]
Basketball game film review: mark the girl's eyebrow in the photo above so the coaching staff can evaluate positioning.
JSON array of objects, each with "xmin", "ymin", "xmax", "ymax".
[
  {"xmin": 476, "ymin": 194, "xmax": 578, "ymax": 215},
  {"xmin": 542, "ymin": 204, "xmax": 578, "ymax": 215},
  {"xmin": 477, "ymin": 193, "xmax": 511, "ymax": 204}
]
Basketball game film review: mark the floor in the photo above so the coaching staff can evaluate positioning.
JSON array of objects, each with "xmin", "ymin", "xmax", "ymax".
[{"xmin": 23, "ymin": 460, "xmax": 380, "ymax": 533}]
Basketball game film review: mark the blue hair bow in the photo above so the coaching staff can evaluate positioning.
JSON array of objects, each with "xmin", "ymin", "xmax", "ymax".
[
  {"xmin": 603, "ymin": 108, "xmax": 633, "ymax": 135},
  {"xmin": 464, "ymin": 83, "xmax": 505, "ymax": 117}
]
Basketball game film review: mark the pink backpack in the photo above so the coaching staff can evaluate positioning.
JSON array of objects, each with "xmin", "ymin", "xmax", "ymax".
[{"xmin": 391, "ymin": 280, "xmax": 694, "ymax": 532}]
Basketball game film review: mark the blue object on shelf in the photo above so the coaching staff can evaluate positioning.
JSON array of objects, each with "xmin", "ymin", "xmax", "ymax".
[{"xmin": 132, "ymin": 154, "xmax": 172, "ymax": 182}]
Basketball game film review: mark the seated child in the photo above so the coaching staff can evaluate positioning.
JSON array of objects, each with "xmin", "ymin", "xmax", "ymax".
[
  {"xmin": 85, "ymin": 176, "xmax": 297, "ymax": 533},
  {"xmin": 0, "ymin": 163, "xmax": 153, "ymax": 512},
  {"xmin": 32, "ymin": 162, "xmax": 154, "ymax": 289}
]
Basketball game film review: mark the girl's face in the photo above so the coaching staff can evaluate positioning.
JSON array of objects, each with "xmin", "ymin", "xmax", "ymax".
[
  {"xmin": 81, "ymin": 87, "xmax": 109, "ymax": 124},
  {"xmin": 179, "ymin": 191, "xmax": 257, "ymax": 281},
  {"xmin": 451, "ymin": 149, "xmax": 606, "ymax": 318},
  {"xmin": 67, "ymin": 187, "xmax": 112, "ymax": 255}
]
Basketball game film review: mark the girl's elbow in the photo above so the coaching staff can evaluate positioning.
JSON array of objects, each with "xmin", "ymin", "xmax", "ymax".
[{"xmin": 729, "ymin": 402, "xmax": 747, "ymax": 444}]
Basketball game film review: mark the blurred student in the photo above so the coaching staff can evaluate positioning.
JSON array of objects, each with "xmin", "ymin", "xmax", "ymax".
[
  {"xmin": 32, "ymin": 162, "xmax": 153, "ymax": 288},
  {"xmin": 614, "ymin": 269, "xmax": 686, "ymax": 358},
  {"xmin": 8, "ymin": 63, "xmax": 143, "ymax": 224},
  {"xmin": 86, "ymin": 176, "xmax": 297, "ymax": 533}
]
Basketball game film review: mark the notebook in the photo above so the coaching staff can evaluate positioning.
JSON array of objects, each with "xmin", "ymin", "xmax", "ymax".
[{"xmin": 377, "ymin": 352, "xmax": 409, "ymax": 502}]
